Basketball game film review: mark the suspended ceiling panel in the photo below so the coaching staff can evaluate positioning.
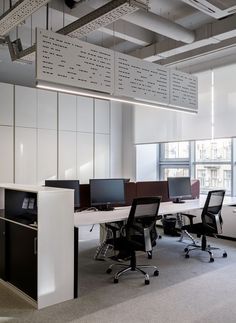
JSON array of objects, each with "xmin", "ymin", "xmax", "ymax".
[
  {"xmin": 36, "ymin": 28, "xmax": 198, "ymax": 112},
  {"xmin": 115, "ymin": 52, "xmax": 169, "ymax": 104},
  {"xmin": 36, "ymin": 28, "xmax": 114, "ymax": 94}
]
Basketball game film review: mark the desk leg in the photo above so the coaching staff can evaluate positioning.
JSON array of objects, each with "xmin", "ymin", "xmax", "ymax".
[{"xmin": 74, "ymin": 227, "xmax": 78, "ymax": 298}]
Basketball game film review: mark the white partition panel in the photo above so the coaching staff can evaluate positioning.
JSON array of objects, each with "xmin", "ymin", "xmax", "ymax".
[
  {"xmin": 214, "ymin": 64, "xmax": 236, "ymax": 138},
  {"xmin": 37, "ymin": 129, "xmax": 57, "ymax": 185},
  {"xmin": 0, "ymin": 83, "xmax": 14, "ymax": 126},
  {"xmin": 95, "ymin": 134, "xmax": 110, "ymax": 178},
  {"xmin": 15, "ymin": 127, "xmax": 37, "ymax": 184},
  {"xmin": 77, "ymin": 96, "xmax": 93, "ymax": 133},
  {"xmin": 95, "ymin": 99, "xmax": 110, "ymax": 134},
  {"xmin": 0, "ymin": 126, "xmax": 13, "ymax": 182},
  {"xmin": 77, "ymin": 133, "xmax": 93, "ymax": 184},
  {"xmin": 15, "ymin": 86, "xmax": 37, "ymax": 128},
  {"xmin": 37, "ymin": 89, "xmax": 57, "ymax": 130},
  {"xmin": 59, "ymin": 131, "xmax": 77, "ymax": 179},
  {"xmin": 58, "ymin": 93, "xmax": 77, "ymax": 131}
]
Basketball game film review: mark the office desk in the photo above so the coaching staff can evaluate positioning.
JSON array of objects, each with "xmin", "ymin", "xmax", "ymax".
[{"xmin": 74, "ymin": 195, "xmax": 236, "ymax": 227}]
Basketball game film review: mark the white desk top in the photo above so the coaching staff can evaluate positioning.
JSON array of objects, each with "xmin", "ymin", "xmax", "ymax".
[
  {"xmin": 0, "ymin": 183, "xmax": 73, "ymax": 193},
  {"xmin": 74, "ymin": 195, "xmax": 236, "ymax": 227}
]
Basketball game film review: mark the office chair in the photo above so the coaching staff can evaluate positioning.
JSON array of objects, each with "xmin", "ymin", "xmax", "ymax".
[
  {"xmin": 106, "ymin": 196, "xmax": 162, "ymax": 285},
  {"xmin": 181, "ymin": 190, "xmax": 226, "ymax": 262}
]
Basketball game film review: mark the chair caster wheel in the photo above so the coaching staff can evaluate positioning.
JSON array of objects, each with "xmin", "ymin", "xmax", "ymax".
[
  {"xmin": 145, "ymin": 279, "xmax": 150, "ymax": 285},
  {"xmin": 158, "ymin": 235, "xmax": 162, "ymax": 239},
  {"xmin": 185, "ymin": 254, "xmax": 190, "ymax": 259},
  {"xmin": 184, "ymin": 248, "xmax": 188, "ymax": 252},
  {"xmin": 106, "ymin": 268, "xmax": 112, "ymax": 274},
  {"xmin": 210, "ymin": 258, "xmax": 214, "ymax": 263},
  {"xmin": 223, "ymin": 252, "xmax": 227, "ymax": 258},
  {"xmin": 114, "ymin": 278, "xmax": 119, "ymax": 284},
  {"xmin": 154, "ymin": 270, "xmax": 159, "ymax": 277}
]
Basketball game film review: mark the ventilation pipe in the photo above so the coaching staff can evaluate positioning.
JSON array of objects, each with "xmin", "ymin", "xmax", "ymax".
[{"xmin": 122, "ymin": 10, "xmax": 195, "ymax": 44}]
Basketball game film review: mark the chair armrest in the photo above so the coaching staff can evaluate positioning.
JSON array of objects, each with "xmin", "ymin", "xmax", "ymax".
[
  {"xmin": 144, "ymin": 228, "xmax": 152, "ymax": 252},
  {"xmin": 180, "ymin": 213, "xmax": 196, "ymax": 226}
]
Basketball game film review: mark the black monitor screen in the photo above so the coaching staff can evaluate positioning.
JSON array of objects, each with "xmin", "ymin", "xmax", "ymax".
[
  {"xmin": 45, "ymin": 180, "xmax": 80, "ymax": 208},
  {"xmin": 90, "ymin": 178, "xmax": 125, "ymax": 210},
  {"xmin": 167, "ymin": 177, "xmax": 192, "ymax": 203}
]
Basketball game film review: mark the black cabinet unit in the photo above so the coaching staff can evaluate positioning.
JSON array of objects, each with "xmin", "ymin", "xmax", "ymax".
[
  {"xmin": 0, "ymin": 184, "xmax": 74, "ymax": 309},
  {"xmin": 0, "ymin": 218, "xmax": 6, "ymax": 280},
  {"xmin": 7, "ymin": 222, "xmax": 37, "ymax": 300}
]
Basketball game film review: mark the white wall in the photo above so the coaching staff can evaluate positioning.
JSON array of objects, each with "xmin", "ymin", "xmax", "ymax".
[
  {"xmin": 0, "ymin": 83, "xmax": 14, "ymax": 183},
  {"xmin": 0, "ymin": 83, "xmax": 124, "ymax": 185}
]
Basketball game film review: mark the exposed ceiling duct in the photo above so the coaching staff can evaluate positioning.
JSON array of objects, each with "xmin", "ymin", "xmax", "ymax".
[
  {"xmin": 8, "ymin": 0, "xmax": 148, "ymax": 62},
  {"xmin": 122, "ymin": 10, "xmax": 196, "ymax": 44},
  {"xmin": 82, "ymin": 0, "xmax": 196, "ymax": 44},
  {"xmin": 0, "ymin": 0, "xmax": 51, "ymax": 37},
  {"xmin": 130, "ymin": 13, "xmax": 236, "ymax": 63},
  {"xmin": 182, "ymin": 0, "xmax": 236, "ymax": 19}
]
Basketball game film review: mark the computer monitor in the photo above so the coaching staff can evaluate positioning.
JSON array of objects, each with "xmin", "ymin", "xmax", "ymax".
[
  {"xmin": 45, "ymin": 180, "xmax": 80, "ymax": 209},
  {"xmin": 167, "ymin": 177, "xmax": 192, "ymax": 203},
  {"xmin": 90, "ymin": 178, "xmax": 125, "ymax": 211}
]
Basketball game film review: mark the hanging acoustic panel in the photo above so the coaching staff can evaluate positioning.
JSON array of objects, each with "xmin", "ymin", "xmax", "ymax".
[
  {"xmin": 36, "ymin": 28, "xmax": 114, "ymax": 94},
  {"xmin": 170, "ymin": 70, "xmax": 198, "ymax": 111},
  {"xmin": 115, "ymin": 52, "xmax": 169, "ymax": 104},
  {"xmin": 36, "ymin": 29, "xmax": 198, "ymax": 113}
]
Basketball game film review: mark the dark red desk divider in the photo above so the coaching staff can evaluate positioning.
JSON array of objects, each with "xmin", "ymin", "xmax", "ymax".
[{"xmin": 79, "ymin": 180, "xmax": 200, "ymax": 208}]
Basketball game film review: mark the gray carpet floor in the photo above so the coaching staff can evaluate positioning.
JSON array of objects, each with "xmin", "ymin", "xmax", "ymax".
[{"xmin": 1, "ymin": 225, "xmax": 236, "ymax": 323}]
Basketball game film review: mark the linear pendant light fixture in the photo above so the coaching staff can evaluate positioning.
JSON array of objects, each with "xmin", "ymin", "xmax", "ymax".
[
  {"xmin": 37, "ymin": 80, "xmax": 196, "ymax": 114},
  {"xmin": 36, "ymin": 28, "xmax": 198, "ymax": 113}
]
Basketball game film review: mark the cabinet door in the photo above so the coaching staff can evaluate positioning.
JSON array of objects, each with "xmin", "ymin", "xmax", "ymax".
[
  {"xmin": 7, "ymin": 223, "xmax": 37, "ymax": 300},
  {"xmin": 0, "ymin": 219, "xmax": 6, "ymax": 280}
]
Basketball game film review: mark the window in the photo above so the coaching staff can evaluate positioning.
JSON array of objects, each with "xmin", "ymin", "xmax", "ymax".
[
  {"xmin": 195, "ymin": 138, "xmax": 232, "ymax": 195},
  {"xmin": 136, "ymin": 137, "xmax": 234, "ymax": 196},
  {"xmin": 162, "ymin": 142, "xmax": 189, "ymax": 160},
  {"xmin": 163, "ymin": 167, "xmax": 189, "ymax": 179},
  {"xmin": 160, "ymin": 141, "xmax": 190, "ymax": 180},
  {"xmin": 196, "ymin": 139, "xmax": 231, "ymax": 162}
]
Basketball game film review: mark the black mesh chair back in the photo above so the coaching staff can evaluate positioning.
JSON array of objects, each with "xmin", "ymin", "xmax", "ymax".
[
  {"xmin": 126, "ymin": 197, "xmax": 162, "ymax": 252},
  {"xmin": 201, "ymin": 190, "xmax": 225, "ymax": 235}
]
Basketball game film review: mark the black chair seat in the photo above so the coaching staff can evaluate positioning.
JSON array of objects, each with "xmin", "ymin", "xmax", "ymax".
[{"xmin": 106, "ymin": 197, "xmax": 161, "ymax": 284}]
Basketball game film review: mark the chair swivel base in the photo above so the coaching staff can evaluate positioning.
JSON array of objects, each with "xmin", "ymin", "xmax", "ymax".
[
  {"xmin": 106, "ymin": 262, "xmax": 159, "ymax": 285},
  {"xmin": 184, "ymin": 244, "xmax": 227, "ymax": 262}
]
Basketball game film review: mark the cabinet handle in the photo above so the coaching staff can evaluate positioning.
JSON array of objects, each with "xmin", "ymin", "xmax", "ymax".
[{"xmin": 34, "ymin": 237, "xmax": 37, "ymax": 255}]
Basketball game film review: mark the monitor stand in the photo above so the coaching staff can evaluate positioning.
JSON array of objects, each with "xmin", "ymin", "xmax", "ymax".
[
  {"xmin": 98, "ymin": 204, "xmax": 114, "ymax": 211},
  {"xmin": 172, "ymin": 198, "xmax": 185, "ymax": 204}
]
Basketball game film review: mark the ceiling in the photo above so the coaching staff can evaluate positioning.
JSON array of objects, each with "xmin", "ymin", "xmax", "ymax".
[{"xmin": 0, "ymin": 0, "xmax": 236, "ymax": 87}]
